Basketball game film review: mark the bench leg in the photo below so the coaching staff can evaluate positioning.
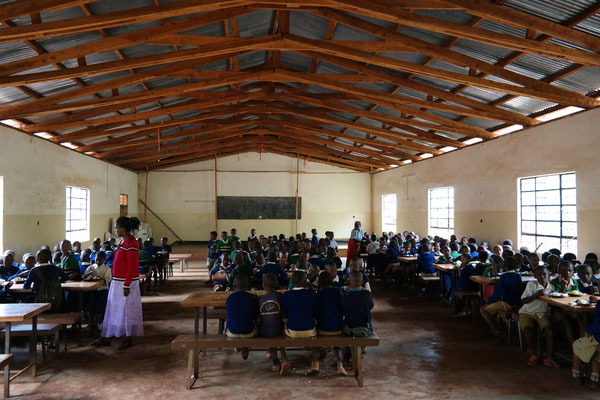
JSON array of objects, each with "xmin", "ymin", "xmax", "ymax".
[
  {"xmin": 55, "ymin": 331, "xmax": 60, "ymax": 356},
  {"xmin": 351, "ymin": 346, "xmax": 363, "ymax": 387},
  {"xmin": 4, "ymin": 322, "xmax": 10, "ymax": 399},
  {"xmin": 186, "ymin": 350, "xmax": 197, "ymax": 390}
]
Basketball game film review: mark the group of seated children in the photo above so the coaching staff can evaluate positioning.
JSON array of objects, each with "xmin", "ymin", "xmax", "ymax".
[
  {"xmin": 226, "ymin": 267, "xmax": 373, "ymax": 376},
  {"xmin": 0, "ymin": 235, "xmax": 173, "ymax": 333}
]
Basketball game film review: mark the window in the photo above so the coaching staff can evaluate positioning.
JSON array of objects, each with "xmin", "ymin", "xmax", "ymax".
[
  {"xmin": 519, "ymin": 172, "xmax": 577, "ymax": 254},
  {"xmin": 66, "ymin": 186, "xmax": 90, "ymax": 242},
  {"xmin": 429, "ymin": 187, "xmax": 454, "ymax": 239},
  {"xmin": 381, "ymin": 194, "xmax": 397, "ymax": 234},
  {"xmin": 120, "ymin": 194, "xmax": 128, "ymax": 216}
]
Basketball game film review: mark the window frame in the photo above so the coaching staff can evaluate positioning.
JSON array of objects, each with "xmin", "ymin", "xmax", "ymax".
[
  {"xmin": 381, "ymin": 193, "xmax": 397, "ymax": 234},
  {"xmin": 518, "ymin": 171, "xmax": 577, "ymax": 254},
  {"xmin": 65, "ymin": 186, "xmax": 90, "ymax": 243},
  {"xmin": 428, "ymin": 186, "xmax": 455, "ymax": 239},
  {"xmin": 120, "ymin": 193, "xmax": 129, "ymax": 217}
]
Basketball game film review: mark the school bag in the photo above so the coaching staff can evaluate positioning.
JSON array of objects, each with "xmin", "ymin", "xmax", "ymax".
[{"xmin": 33, "ymin": 267, "xmax": 63, "ymax": 313}]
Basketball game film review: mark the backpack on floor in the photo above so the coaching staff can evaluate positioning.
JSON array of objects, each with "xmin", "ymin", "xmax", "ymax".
[{"xmin": 33, "ymin": 267, "xmax": 63, "ymax": 313}]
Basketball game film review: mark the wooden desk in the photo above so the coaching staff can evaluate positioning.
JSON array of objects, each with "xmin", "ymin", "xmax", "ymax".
[
  {"xmin": 540, "ymin": 294, "xmax": 596, "ymax": 313},
  {"xmin": 434, "ymin": 263, "xmax": 458, "ymax": 273},
  {"xmin": 170, "ymin": 253, "xmax": 192, "ymax": 272},
  {"xmin": 397, "ymin": 256, "xmax": 418, "ymax": 263},
  {"xmin": 8, "ymin": 280, "xmax": 102, "ymax": 293},
  {"xmin": 0, "ymin": 303, "xmax": 50, "ymax": 397}
]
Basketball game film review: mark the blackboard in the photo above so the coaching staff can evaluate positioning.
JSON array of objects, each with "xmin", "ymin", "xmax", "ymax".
[{"xmin": 217, "ymin": 196, "xmax": 301, "ymax": 220}]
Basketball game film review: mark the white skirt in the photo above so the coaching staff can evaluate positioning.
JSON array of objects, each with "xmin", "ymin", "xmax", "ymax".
[{"xmin": 101, "ymin": 279, "xmax": 144, "ymax": 338}]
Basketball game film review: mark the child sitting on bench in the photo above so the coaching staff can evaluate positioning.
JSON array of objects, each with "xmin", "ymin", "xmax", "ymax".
[
  {"xmin": 280, "ymin": 271, "xmax": 319, "ymax": 375},
  {"xmin": 226, "ymin": 274, "xmax": 258, "ymax": 360},
  {"xmin": 258, "ymin": 273, "xmax": 287, "ymax": 373},
  {"xmin": 342, "ymin": 271, "xmax": 374, "ymax": 337},
  {"xmin": 83, "ymin": 250, "xmax": 112, "ymax": 334},
  {"xmin": 572, "ymin": 293, "xmax": 600, "ymax": 387}
]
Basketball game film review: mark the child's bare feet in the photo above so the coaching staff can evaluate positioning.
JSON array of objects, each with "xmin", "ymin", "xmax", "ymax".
[
  {"xmin": 310, "ymin": 361, "xmax": 320, "ymax": 375},
  {"xmin": 337, "ymin": 364, "xmax": 348, "ymax": 376},
  {"xmin": 543, "ymin": 358, "xmax": 559, "ymax": 368}
]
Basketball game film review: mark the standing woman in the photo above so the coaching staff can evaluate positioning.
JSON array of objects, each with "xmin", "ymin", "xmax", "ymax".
[
  {"xmin": 346, "ymin": 221, "xmax": 364, "ymax": 268},
  {"xmin": 92, "ymin": 216, "xmax": 143, "ymax": 349}
]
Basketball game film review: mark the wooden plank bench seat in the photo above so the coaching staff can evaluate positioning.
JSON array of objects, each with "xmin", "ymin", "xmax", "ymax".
[
  {"xmin": 38, "ymin": 313, "xmax": 82, "ymax": 352},
  {"xmin": 0, "ymin": 354, "xmax": 13, "ymax": 397},
  {"xmin": 418, "ymin": 275, "xmax": 441, "ymax": 303},
  {"xmin": 453, "ymin": 290, "xmax": 480, "ymax": 322},
  {"xmin": 1, "ymin": 324, "xmax": 61, "ymax": 362},
  {"xmin": 172, "ymin": 333, "xmax": 380, "ymax": 389}
]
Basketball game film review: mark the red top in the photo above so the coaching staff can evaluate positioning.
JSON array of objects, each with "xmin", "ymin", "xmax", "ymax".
[{"xmin": 112, "ymin": 235, "xmax": 139, "ymax": 289}]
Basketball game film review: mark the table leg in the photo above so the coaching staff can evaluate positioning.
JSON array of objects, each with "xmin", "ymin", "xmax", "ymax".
[
  {"xmin": 4, "ymin": 321, "xmax": 10, "ymax": 398},
  {"xmin": 180, "ymin": 260, "xmax": 184, "ymax": 273},
  {"xmin": 29, "ymin": 316, "xmax": 37, "ymax": 377},
  {"xmin": 78, "ymin": 291, "xmax": 84, "ymax": 345},
  {"xmin": 189, "ymin": 307, "xmax": 201, "ymax": 390}
]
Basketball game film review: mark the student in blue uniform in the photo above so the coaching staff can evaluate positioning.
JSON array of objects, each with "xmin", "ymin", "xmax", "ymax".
[
  {"xmin": 315, "ymin": 271, "xmax": 347, "ymax": 376},
  {"xmin": 258, "ymin": 273, "xmax": 286, "ymax": 373},
  {"xmin": 342, "ymin": 271, "xmax": 374, "ymax": 337},
  {"xmin": 418, "ymin": 243, "xmax": 436, "ymax": 275},
  {"xmin": 255, "ymin": 253, "xmax": 288, "ymax": 288},
  {"xmin": 280, "ymin": 271, "xmax": 319, "ymax": 375},
  {"xmin": 226, "ymin": 274, "xmax": 258, "ymax": 360},
  {"xmin": 325, "ymin": 261, "xmax": 346, "ymax": 289}
]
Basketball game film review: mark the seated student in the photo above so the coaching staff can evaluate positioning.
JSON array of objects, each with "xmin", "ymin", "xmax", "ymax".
[
  {"xmin": 253, "ymin": 253, "xmax": 265, "ymax": 271},
  {"xmin": 315, "ymin": 271, "xmax": 347, "ymax": 376},
  {"xmin": 278, "ymin": 249, "xmax": 289, "ymax": 270},
  {"xmin": 0, "ymin": 251, "xmax": 20, "ymax": 281},
  {"xmin": 325, "ymin": 260, "xmax": 346, "ymax": 289},
  {"xmin": 490, "ymin": 245, "xmax": 503, "ymax": 260},
  {"xmin": 551, "ymin": 261, "xmax": 584, "ymax": 344},
  {"xmin": 456, "ymin": 254, "xmax": 478, "ymax": 292},
  {"xmin": 323, "ymin": 247, "xmax": 342, "ymax": 270},
  {"xmin": 588, "ymin": 260, "xmax": 600, "ymax": 283},
  {"xmin": 229, "ymin": 228, "xmax": 240, "ymax": 243},
  {"xmin": 204, "ymin": 231, "xmax": 219, "ymax": 284},
  {"xmin": 481, "ymin": 255, "xmax": 504, "ymax": 302},
  {"xmin": 307, "ymin": 249, "xmax": 324, "ymax": 269},
  {"xmin": 258, "ymin": 273, "xmax": 287, "ymax": 373},
  {"xmin": 342, "ymin": 271, "xmax": 374, "ymax": 337},
  {"xmin": 480, "ymin": 256, "xmax": 522, "ymax": 341},
  {"xmin": 101, "ymin": 244, "xmax": 114, "ymax": 268},
  {"xmin": 326, "ymin": 231, "xmax": 339, "ymax": 254},
  {"xmin": 210, "ymin": 253, "xmax": 233, "ymax": 291},
  {"xmin": 525, "ymin": 252, "xmax": 541, "ymax": 272},
  {"xmin": 417, "ymin": 243, "xmax": 436, "ymax": 275},
  {"xmin": 468, "ymin": 243, "xmax": 479, "ymax": 260},
  {"xmin": 348, "ymin": 256, "xmax": 370, "ymax": 292},
  {"xmin": 455, "ymin": 245, "xmax": 471, "ymax": 262},
  {"xmin": 52, "ymin": 251, "xmax": 62, "ymax": 267},
  {"xmin": 400, "ymin": 240, "xmax": 417, "ymax": 257},
  {"xmin": 216, "ymin": 231, "xmax": 234, "ymax": 257},
  {"xmin": 138, "ymin": 243, "xmax": 153, "ymax": 278},
  {"xmin": 226, "ymin": 274, "xmax": 258, "ymax": 359},
  {"xmin": 280, "ymin": 271, "xmax": 320, "ymax": 374},
  {"xmin": 475, "ymin": 250, "xmax": 490, "ymax": 275},
  {"xmin": 519, "ymin": 265, "xmax": 558, "ymax": 368},
  {"xmin": 384, "ymin": 238, "xmax": 401, "ymax": 283},
  {"xmin": 546, "ymin": 254, "xmax": 561, "ymax": 277},
  {"xmin": 288, "ymin": 243, "xmax": 301, "ymax": 267},
  {"xmin": 437, "ymin": 246, "xmax": 453, "ymax": 264},
  {"xmin": 572, "ymin": 294, "xmax": 600, "ymax": 387},
  {"xmin": 160, "ymin": 237, "xmax": 172, "ymax": 253},
  {"xmin": 255, "ymin": 253, "xmax": 288, "ymax": 288},
  {"xmin": 230, "ymin": 240, "xmax": 243, "ymax": 262},
  {"xmin": 228, "ymin": 253, "xmax": 254, "ymax": 290},
  {"xmin": 60, "ymin": 240, "xmax": 81, "ymax": 281},
  {"xmin": 578, "ymin": 264, "xmax": 599, "ymax": 295},
  {"xmin": 24, "ymin": 249, "xmax": 69, "ymax": 313},
  {"xmin": 9, "ymin": 253, "xmax": 36, "ymax": 280},
  {"xmin": 82, "ymin": 250, "xmax": 112, "ymax": 334}
]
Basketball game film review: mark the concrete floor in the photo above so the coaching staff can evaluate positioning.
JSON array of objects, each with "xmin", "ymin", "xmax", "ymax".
[{"xmin": 7, "ymin": 245, "xmax": 598, "ymax": 399}]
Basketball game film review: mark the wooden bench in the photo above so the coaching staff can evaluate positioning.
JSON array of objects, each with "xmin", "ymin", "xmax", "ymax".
[
  {"xmin": 0, "ymin": 324, "xmax": 61, "ymax": 363},
  {"xmin": 418, "ymin": 275, "xmax": 440, "ymax": 303},
  {"xmin": 37, "ymin": 313, "xmax": 82, "ymax": 351},
  {"xmin": 172, "ymin": 333, "xmax": 380, "ymax": 389},
  {"xmin": 0, "ymin": 354, "xmax": 13, "ymax": 398},
  {"xmin": 498, "ymin": 310, "xmax": 523, "ymax": 349},
  {"xmin": 453, "ymin": 290, "xmax": 480, "ymax": 322}
]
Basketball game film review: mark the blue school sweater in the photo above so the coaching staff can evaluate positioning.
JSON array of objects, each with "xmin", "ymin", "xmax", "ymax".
[
  {"xmin": 401, "ymin": 249, "xmax": 417, "ymax": 257},
  {"xmin": 226, "ymin": 291, "xmax": 258, "ymax": 335},
  {"xmin": 315, "ymin": 287, "xmax": 344, "ymax": 333},
  {"xmin": 207, "ymin": 240, "xmax": 218, "ymax": 260},
  {"xmin": 418, "ymin": 252, "xmax": 436, "ymax": 274},
  {"xmin": 256, "ymin": 262, "xmax": 288, "ymax": 282},
  {"xmin": 342, "ymin": 288, "xmax": 374, "ymax": 329},
  {"xmin": 457, "ymin": 263, "xmax": 478, "ymax": 291},
  {"xmin": 487, "ymin": 271, "xmax": 522, "ymax": 307},
  {"xmin": 387, "ymin": 246, "xmax": 401, "ymax": 264},
  {"xmin": 308, "ymin": 257, "xmax": 324, "ymax": 268},
  {"xmin": 281, "ymin": 289, "xmax": 316, "ymax": 331},
  {"xmin": 586, "ymin": 301, "xmax": 600, "ymax": 342},
  {"xmin": 24, "ymin": 264, "xmax": 69, "ymax": 297}
]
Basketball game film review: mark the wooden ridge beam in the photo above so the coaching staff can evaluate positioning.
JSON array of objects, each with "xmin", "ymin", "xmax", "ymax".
[
  {"xmin": 0, "ymin": 0, "xmax": 92, "ymax": 22},
  {"xmin": 143, "ymin": 148, "xmax": 253, "ymax": 171}
]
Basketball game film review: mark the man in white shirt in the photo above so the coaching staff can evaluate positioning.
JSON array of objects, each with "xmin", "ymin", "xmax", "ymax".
[{"xmin": 326, "ymin": 231, "xmax": 339, "ymax": 253}]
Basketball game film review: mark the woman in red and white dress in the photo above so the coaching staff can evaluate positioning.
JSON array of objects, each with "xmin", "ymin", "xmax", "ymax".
[{"xmin": 92, "ymin": 216, "xmax": 143, "ymax": 350}]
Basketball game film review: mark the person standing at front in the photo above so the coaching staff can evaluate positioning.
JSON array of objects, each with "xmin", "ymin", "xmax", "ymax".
[{"xmin": 92, "ymin": 216, "xmax": 144, "ymax": 350}]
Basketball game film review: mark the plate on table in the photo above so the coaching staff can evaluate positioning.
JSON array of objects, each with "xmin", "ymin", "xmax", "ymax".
[
  {"xmin": 569, "ymin": 290, "xmax": 584, "ymax": 297},
  {"xmin": 549, "ymin": 292, "xmax": 568, "ymax": 298},
  {"xmin": 575, "ymin": 299, "xmax": 590, "ymax": 306}
]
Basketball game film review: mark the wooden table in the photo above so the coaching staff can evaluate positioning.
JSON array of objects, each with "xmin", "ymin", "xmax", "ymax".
[
  {"xmin": 540, "ymin": 294, "xmax": 596, "ymax": 313},
  {"xmin": 434, "ymin": 263, "xmax": 458, "ymax": 273},
  {"xmin": 0, "ymin": 303, "xmax": 50, "ymax": 397},
  {"xmin": 170, "ymin": 253, "xmax": 192, "ymax": 273},
  {"xmin": 397, "ymin": 256, "xmax": 418, "ymax": 263},
  {"xmin": 8, "ymin": 280, "xmax": 102, "ymax": 293}
]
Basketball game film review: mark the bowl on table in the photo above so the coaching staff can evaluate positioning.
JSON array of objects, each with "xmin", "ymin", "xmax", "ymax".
[{"xmin": 549, "ymin": 292, "xmax": 569, "ymax": 298}]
